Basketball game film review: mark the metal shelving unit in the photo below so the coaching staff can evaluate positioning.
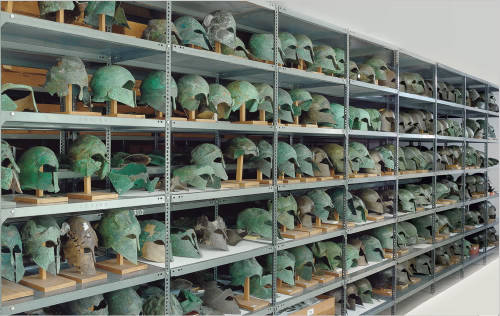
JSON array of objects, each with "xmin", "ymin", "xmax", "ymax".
[{"xmin": 0, "ymin": 1, "xmax": 498, "ymax": 315}]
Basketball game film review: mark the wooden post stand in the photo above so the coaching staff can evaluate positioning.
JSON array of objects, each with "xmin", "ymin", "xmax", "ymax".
[
  {"xmin": 312, "ymin": 271, "xmax": 336, "ymax": 284},
  {"xmin": 20, "ymin": 267, "xmax": 76, "ymax": 293},
  {"xmin": 215, "ymin": 41, "xmax": 222, "ymax": 54},
  {"xmin": 297, "ymin": 173, "xmax": 318, "ymax": 183},
  {"xmin": 222, "ymin": 155, "xmax": 260, "ymax": 188},
  {"xmin": 366, "ymin": 213, "xmax": 385, "ymax": 221},
  {"xmin": 108, "ymin": 100, "xmax": 145, "ymax": 119},
  {"xmin": 95, "ymin": 254, "xmax": 147, "ymax": 275},
  {"xmin": 256, "ymin": 170, "xmax": 272, "ymax": 185},
  {"xmin": 235, "ymin": 277, "xmax": 269, "ymax": 311},
  {"xmin": 297, "ymin": 59, "xmax": 305, "ymax": 70},
  {"xmin": 294, "ymin": 222, "xmax": 322, "ymax": 236},
  {"xmin": 280, "ymin": 225, "xmax": 308, "ymax": 239},
  {"xmin": 1, "ymin": 279, "xmax": 34, "ymax": 302},
  {"xmin": 382, "ymin": 169, "xmax": 395, "ymax": 176},
  {"xmin": 185, "ymin": 110, "xmax": 216, "ymax": 122},
  {"xmin": 276, "ymin": 279, "xmax": 303, "ymax": 296},
  {"xmin": 59, "ymin": 248, "xmax": 108, "ymax": 283},
  {"xmin": 233, "ymin": 104, "xmax": 268, "ymax": 125},
  {"xmin": 14, "ymin": 167, "xmax": 68, "ymax": 204},
  {"xmin": 99, "ymin": 14, "xmax": 106, "ymax": 31},
  {"xmin": 314, "ymin": 217, "xmax": 341, "ymax": 233},
  {"xmin": 294, "ymin": 275, "xmax": 318, "ymax": 288},
  {"xmin": 60, "ymin": 84, "xmax": 101, "ymax": 116},
  {"xmin": 67, "ymin": 176, "xmax": 118, "ymax": 201}
]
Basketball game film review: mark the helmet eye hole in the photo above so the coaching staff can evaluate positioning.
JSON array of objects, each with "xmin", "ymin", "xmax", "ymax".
[
  {"xmin": 95, "ymin": 300, "xmax": 107, "ymax": 311},
  {"xmin": 84, "ymin": 247, "xmax": 92, "ymax": 253},
  {"xmin": 214, "ymin": 157, "xmax": 223, "ymax": 163},
  {"xmin": 12, "ymin": 245, "xmax": 21, "ymax": 254},
  {"xmin": 1, "ymin": 246, "xmax": 10, "ymax": 253},
  {"xmin": 126, "ymin": 234, "xmax": 136, "ymax": 240},
  {"xmin": 154, "ymin": 240, "xmax": 165, "ymax": 245},
  {"xmin": 45, "ymin": 240, "xmax": 57, "ymax": 248}
]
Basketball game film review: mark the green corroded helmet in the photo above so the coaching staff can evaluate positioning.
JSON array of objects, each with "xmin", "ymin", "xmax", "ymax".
[
  {"xmin": 279, "ymin": 32, "xmax": 298, "ymax": 63},
  {"xmin": 250, "ymin": 273, "xmax": 272, "ymax": 300},
  {"xmin": 365, "ymin": 57, "xmax": 390, "ymax": 81},
  {"xmin": 403, "ymin": 147, "xmax": 425, "ymax": 170},
  {"xmin": 98, "ymin": 209, "xmax": 141, "ymax": 264},
  {"xmin": 208, "ymin": 83, "xmax": 233, "ymax": 119},
  {"xmin": 323, "ymin": 143, "xmax": 350, "ymax": 174},
  {"xmin": 411, "ymin": 254, "xmax": 432, "ymax": 275},
  {"xmin": 295, "ymin": 34, "xmax": 314, "ymax": 65},
  {"xmin": 330, "ymin": 103, "xmax": 345, "ymax": 129},
  {"xmin": 477, "ymin": 119, "xmax": 496, "ymax": 138},
  {"xmin": 266, "ymin": 250, "xmax": 296, "ymax": 285},
  {"xmin": 139, "ymin": 220, "xmax": 165, "ymax": 263},
  {"xmin": 359, "ymin": 235, "xmax": 385, "ymax": 262},
  {"xmin": 44, "ymin": 56, "xmax": 89, "ymax": 104},
  {"xmin": 309, "ymin": 45, "xmax": 339, "ymax": 75},
  {"xmin": 38, "ymin": 1, "xmax": 74, "ymax": 16},
  {"xmin": 411, "ymin": 215, "xmax": 437, "ymax": 239},
  {"xmin": 250, "ymin": 140, "xmax": 273, "ymax": 178},
  {"xmin": 364, "ymin": 148, "xmax": 386, "ymax": 174},
  {"xmin": 465, "ymin": 210, "xmax": 481, "ymax": 225},
  {"xmin": 140, "ymin": 71, "xmax": 175, "ymax": 112},
  {"xmin": 330, "ymin": 189, "xmax": 353, "ymax": 221},
  {"xmin": 436, "ymin": 182, "xmax": 451, "ymax": 200},
  {"xmin": 143, "ymin": 19, "xmax": 182, "ymax": 45},
  {"xmin": 110, "ymin": 163, "xmax": 159, "ymax": 194},
  {"xmin": 268, "ymin": 195, "xmax": 298, "ymax": 230},
  {"xmin": 18, "ymin": 146, "xmax": 60, "ymax": 193},
  {"xmin": 289, "ymin": 245, "xmax": 314, "ymax": 280},
  {"xmin": 177, "ymin": 74, "xmax": 209, "ymax": 112},
  {"xmin": 253, "ymin": 83, "xmax": 273, "ymax": 115},
  {"xmin": 359, "ymin": 64, "xmax": 376, "ymax": 84},
  {"xmin": 1, "ymin": 140, "xmax": 21, "ymax": 193},
  {"xmin": 221, "ymin": 36, "xmax": 250, "ymax": 59},
  {"xmin": 399, "ymin": 221, "xmax": 419, "ymax": 245},
  {"xmin": 276, "ymin": 88, "xmax": 294, "ymax": 123},
  {"xmin": 400, "ymin": 73, "xmax": 426, "ymax": 95},
  {"xmin": 170, "ymin": 164, "xmax": 215, "ymax": 191},
  {"xmin": 349, "ymin": 107, "xmax": 371, "ymax": 131},
  {"xmin": 312, "ymin": 147, "xmax": 333, "ymax": 177},
  {"xmin": 203, "ymin": 10, "xmax": 236, "ymax": 49},
  {"xmin": 230, "ymin": 257, "xmax": 262, "ymax": 286},
  {"xmin": 277, "ymin": 141, "xmax": 298, "ymax": 178},
  {"xmin": 290, "ymin": 88, "xmax": 313, "ymax": 117},
  {"xmin": 345, "ymin": 243, "xmax": 360, "ymax": 269},
  {"xmin": 435, "ymin": 246, "xmax": 451, "ymax": 266},
  {"xmin": 312, "ymin": 241, "xmax": 342, "ymax": 271},
  {"xmin": 171, "ymin": 227, "xmax": 201, "ymax": 258},
  {"xmin": 1, "ymin": 83, "xmax": 38, "ymax": 112},
  {"xmin": 366, "ymin": 109, "xmax": 382, "ymax": 131},
  {"xmin": 358, "ymin": 189, "xmax": 384, "ymax": 214},
  {"xmin": 293, "ymin": 144, "xmax": 315, "ymax": 177},
  {"xmin": 249, "ymin": 33, "xmax": 283, "ymax": 64},
  {"xmin": 443, "ymin": 209, "xmax": 462, "ymax": 231},
  {"xmin": 1, "ymin": 224, "xmax": 25, "ymax": 283},
  {"xmin": 399, "ymin": 189, "xmax": 416, "ymax": 213},
  {"xmin": 227, "ymin": 80, "xmax": 259, "ymax": 112},
  {"xmin": 174, "ymin": 16, "xmax": 211, "ymax": 50},
  {"xmin": 191, "ymin": 143, "xmax": 227, "ymax": 181},
  {"xmin": 307, "ymin": 189, "xmax": 334, "ymax": 221},
  {"xmin": 105, "ymin": 288, "xmax": 142, "ymax": 316},
  {"xmin": 85, "ymin": 1, "xmax": 129, "ymax": 29},
  {"xmin": 90, "ymin": 65, "xmax": 136, "ymax": 108},
  {"xmin": 65, "ymin": 294, "xmax": 108, "ymax": 315},
  {"xmin": 420, "ymin": 150, "xmax": 433, "ymax": 170},
  {"xmin": 143, "ymin": 293, "xmax": 182, "ymax": 316},
  {"xmin": 355, "ymin": 278, "xmax": 373, "ymax": 304},
  {"xmin": 437, "ymin": 214, "xmax": 451, "ymax": 234},
  {"xmin": 224, "ymin": 136, "xmax": 259, "ymax": 161},
  {"xmin": 372, "ymin": 224, "xmax": 407, "ymax": 250},
  {"xmin": 302, "ymin": 94, "xmax": 336, "ymax": 127},
  {"xmin": 349, "ymin": 142, "xmax": 375, "ymax": 173},
  {"xmin": 439, "ymin": 179, "xmax": 460, "ymax": 196},
  {"xmin": 178, "ymin": 289, "xmax": 203, "ymax": 314},
  {"xmin": 404, "ymin": 184, "xmax": 431, "ymax": 207},
  {"xmin": 21, "ymin": 217, "xmax": 65, "ymax": 274},
  {"xmin": 201, "ymin": 281, "xmax": 240, "ymax": 315},
  {"xmin": 376, "ymin": 146, "xmax": 395, "ymax": 170},
  {"xmin": 350, "ymin": 61, "xmax": 361, "ymax": 80},
  {"xmin": 351, "ymin": 194, "xmax": 368, "ymax": 222},
  {"xmin": 332, "ymin": 48, "xmax": 345, "ymax": 77},
  {"xmin": 68, "ymin": 134, "xmax": 110, "ymax": 179},
  {"xmin": 237, "ymin": 208, "xmax": 273, "ymax": 240}
]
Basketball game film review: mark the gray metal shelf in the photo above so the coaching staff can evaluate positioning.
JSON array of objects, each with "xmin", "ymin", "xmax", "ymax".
[
  {"xmin": 400, "ymin": 92, "xmax": 436, "ymax": 104},
  {"xmin": 436, "ymin": 135, "xmax": 464, "ymax": 142},
  {"xmin": 360, "ymin": 298, "xmax": 394, "ymax": 316},
  {"xmin": 347, "ymin": 260, "xmax": 395, "ymax": 283},
  {"xmin": 275, "ymin": 279, "xmax": 343, "ymax": 312},
  {"xmin": 396, "ymin": 244, "xmax": 433, "ymax": 263},
  {"xmin": 278, "ymin": 179, "xmax": 344, "ymax": 192},
  {"xmin": 277, "ymin": 125, "xmax": 345, "ymax": 137},
  {"xmin": 465, "ymin": 137, "xmax": 487, "ymax": 143},
  {"xmin": 278, "ymin": 66, "xmax": 345, "ymax": 97},
  {"xmin": 349, "ymin": 130, "xmax": 397, "ymax": 138},
  {"xmin": 277, "ymin": 229, "xmax": 345, "ymax": 251},
  {"xmin": 396, "ymin": 275, "xmax": 433, "ymax": 303},
  {"xmin": 349, "ymin": 79, "xmax": 398, "ymax": 100},
  {"xmin": 170, "ymin": 186, "xmax": 273, "ymax": 203},
  {"xmin": 399, "ymin": 133, "xmax": 435, "ymax": 141},
  {"xmin": 347, "ymin": 217, "xmax": 395, "ymax": 234},
  {"xmin": 171, "ymin": 120, "xmax": 273, "ymax": 134},
  {"xmin": 1, "ymin": 265, "xmax": 165, "ymax": 315}
]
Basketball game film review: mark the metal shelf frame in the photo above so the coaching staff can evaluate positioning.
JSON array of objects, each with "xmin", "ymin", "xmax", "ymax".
[{"xmin": 0, "ymin": 1, "xmax": 498, "ymax": 315}]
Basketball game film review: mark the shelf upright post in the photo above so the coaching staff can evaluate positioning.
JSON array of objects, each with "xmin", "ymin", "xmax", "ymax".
[
  {"xmin": 0, "ymin": 9, "xmax": 3, "ymax": 307},
  {"xmin": 213, "ymin": 73, "xmax": 220, "ymax": 282},
  {"xmin": 271, "ymin": 4, "xmax": 280, "ymax": 314},
  {"xmin": 164, "ymin": 1, "xmax": 172, "ymax": 313},
  {"xmin": 460, "ymin": 75, "xmax": 467, "ymax": 278},
  {"xmin": 482, "ymin": 84, "xmax": 490, "ymax": 265},
  {"xmin": 391, "ymin": 49, "xmax": 400, "ymax": 316},
  {"xmin": 430, "ymin": 63, "xmax": 438, "ymax": 295}
]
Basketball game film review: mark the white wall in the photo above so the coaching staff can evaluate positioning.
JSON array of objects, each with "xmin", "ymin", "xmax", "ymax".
[{"xmin": 279, "ymin": 0, "xmax": 500, "ymax": 86}]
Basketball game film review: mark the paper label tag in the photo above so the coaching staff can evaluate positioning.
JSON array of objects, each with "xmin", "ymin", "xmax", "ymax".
[{"xmin": 307, "ymin": 308, "xmax": 314, "ymax": 316}]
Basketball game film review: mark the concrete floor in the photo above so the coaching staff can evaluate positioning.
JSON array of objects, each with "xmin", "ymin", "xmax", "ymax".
[{"xmin": 378, "ymin": 249, "xmax": 499, "ymax": 315}]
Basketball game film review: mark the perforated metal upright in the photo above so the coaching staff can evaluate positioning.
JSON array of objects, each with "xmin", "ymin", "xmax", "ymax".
[{"xmin": 430, "ymin": 63, "xmax": 438, "ymax": 295}]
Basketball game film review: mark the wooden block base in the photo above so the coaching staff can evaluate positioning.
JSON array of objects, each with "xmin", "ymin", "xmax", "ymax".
[
  {"xmin": 284, "ymin": 123, "xmax": 302, "ymax": 127},
  {"xmin": 372, "ymin": 287, "xmax": 392, "ymax": 296},
  {"xmin": 416, "ymin": 170, "xmax": 430, "ymax": 173},
  {"xmin": 450, "ymin": 255, "xmax": 461, "ymax": 265},
  {"xmin": 446, "ymin": 164, "xmax": 461, "ymax": 170},
  {"xmin": 299, "ymin": 177, "xmax": 318, "ymax": 183},
  {"xmin": 235, "ymin": 295, "xmax": 269, "ymax": 311},
  {"xmin": 488, "ymin": 218, "xmax": 496, "ymax": 224},
  {"xmin": 171, "ymin": 117, "xmax": 188, "ymax": 121},
  {"xmin": 366, "ymin": 213, "xmax": 385, "ymax": 221},
  {"xmin": 382, "ymin": 171, "xmax": 395, "ymax": 176},
  {"xmin": 2, "ymin": 279, "xmax": 34, "ymax": 302},
  {"xmin": 233, "ymin": 120, "xmax": 269, "ymax": 125},
  {"xmin": 471, "ymin": 193, "xmax": 486, "ymax": 199},
  {"xmin": 221, "ymin": 181, "xmax": 242, "ymax": 189},
  {"xmin": 60, "ymin": 111, "xmax": 101, "ymax": 116},
  {"xmin": 277, "ymin": 283, "xmax": 303, "ymax": 296},
  {"xmin": 411, "ymin": 277, "xmax": 421, "ymax": 284},
  {"xmin": 464, "ymin": 225, "xmax": 476, "ymax": 231},
  {"xmin": 416, "ymin": 207, "xmax": 425, "ymax": 212},
  {"xmin": 67, "ymin": 191, "xmax": 118, "ymax": 201},
  {"xmin": 14, "ymin": 195, "xmax": 68, "ymax": 204},
  {"xmin": 384, "ymin": 248, "xmax": 409, "ymax": 256},
  {"xmin": 295, "ymin": 277, "xmax": 319, "ymax": 288},
  {"xmin": 316, "ymin": 223, "xmax": 341, "ymax": 233},
  {"xmin": 366, "ymin": 173, "xmax": 379, "ymax": 177},
  {"xmin": 108, "ymin": 113, "xmax": 146, "ymax": 119},
  {"xmin": 188, "ymin": 118, "xmax": 216, "ymax": 123},
  {"xmin": 349, "ymin": 173, "xmax": 368, "ymax": 178},
  {"xmin": 58, "ymin": 269, "xmax": 107, "ymax": 284},
  {"xmin": 312, "ymin": 273, "xmax": 336, "ymax": 283},
  {"xmin": 301, "ymin": 124, "xmax": 319, "ymax": 128},
  {"xmin": 281, "ymin": 229, "xmax": 309, "ymax": 239},
  {"xmin": 222, "ymin": 180, "xmax": 261, "ymax": 188},
  {"xmin": 434, "ymin": 265, "xmax": 446, "ymax": 273},
  {"xmin": 316, "ymin": 176, "xmax": 334, "ymax": 181},
  {"xmin": 346, "ymin": 222, "xmax": 357, "ymax": 228},
  {"xmin": 95, "ymin": 259, "xmax": 147, "ymax": 275},
  {"xmin": 20, "ymin": 274, "xmax": 76, "ymax": 293},
  {"xmin": 397, "ymin": 283, "xmax": 409, "ymax": 290},
  {"xmin": 384, "ymin": 252, "xmax": 393, "ymax": 259},
  {"xmin": 283, "ymin": 178, "xmax": 301, "ymax": 184},
  {"xmin": 400, "ymin": 170, "xmax": 417, "ymax": 174},
  {"xmin": 294, "ymin": 226, "xmax": 323, "ymax": 236},
  {"xmin": 436, "ymin": 199, "xmax": 453, "ymax": 205}
]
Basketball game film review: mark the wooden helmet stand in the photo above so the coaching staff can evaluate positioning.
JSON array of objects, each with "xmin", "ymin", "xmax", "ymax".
[
  {"xmin": 95, "ymin": 253, "xmax": 147, "ymax": 275},
  {"xmin": 314, "ymin": 216, "xmax": 341, "ymax": 233},
  {"xmin": 61, "ymin": 83, "xmax": 101, "ymax": 116},
  {"xmin": 108, "ymin": 99, "xmax": 145, "ymax": 119},
  {"xmin": 14, "ymin": 166, "xmax": 68, "ymax": 205},
  {"xmin": 222, "ymin": 155, "xmax": 260, "ymax": 188},
  {"xmin": 1, "ymin": 279, "xmax": 33, "ymax": 302},
  {"xmin": 276, "ymin": 279, "xmax": 303, "ymax": 296},
  {"xmin": 20, "ymin": 267, "xmax": 75, "ymax": 293},
  {"xmin": 280, "ymin": 224, "xmax": 308, "ymax": 240},
  {"xmin": 67, "ymin": 175, "xmax": 118, "ymax": 201},
  {"xmin": 294, "ymin": 221, "xmax": 323, "ymax": 236},
  {"xmin": 294, "ymin": 274, "xmax": 318, "ymax": 288},
  {"xmin": 234, "ymin": 277, "xmax": 269, "ymax": 311},
  {"xmin": 256, "ymin": 169, "xmax": 272, "ymax": 185},
  {"xmin": 59, "ymin": 248, "xmax": 107, "ymax": 284}
]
